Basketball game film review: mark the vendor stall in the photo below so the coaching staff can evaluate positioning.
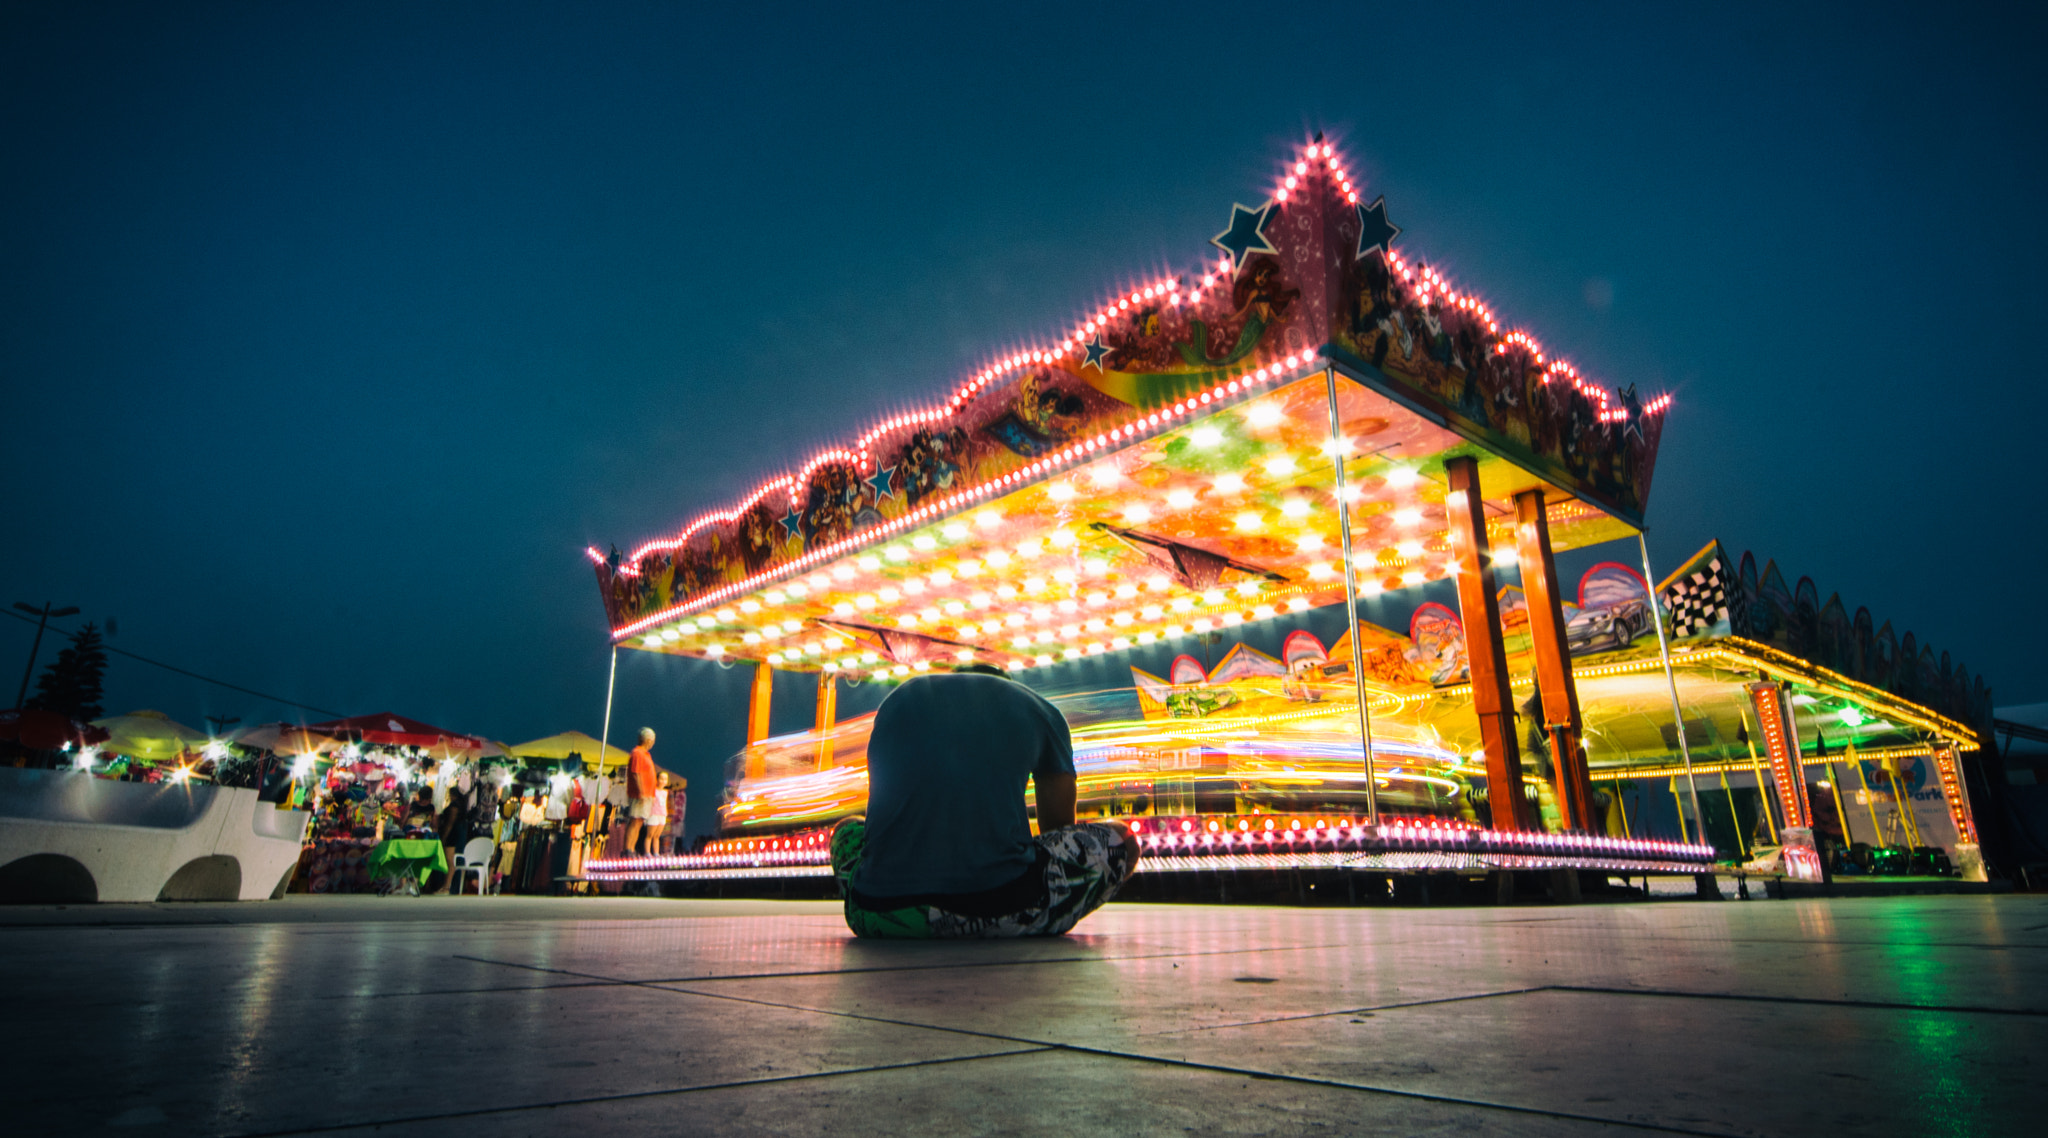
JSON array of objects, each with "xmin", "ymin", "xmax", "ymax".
[{"xmin": 274, "ymin": 713, "xmax": 525, "ymax": 895}]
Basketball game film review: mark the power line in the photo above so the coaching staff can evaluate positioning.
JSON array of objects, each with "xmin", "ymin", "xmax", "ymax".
[{"xmin": 1, "ymin": 606, "xmax": 343, "ymax": 717}]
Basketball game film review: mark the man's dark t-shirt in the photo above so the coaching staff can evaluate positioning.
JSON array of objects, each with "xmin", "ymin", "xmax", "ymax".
[{"xmin": 852, "ymin": 673, "xmax": 1074, "ymax": 898}]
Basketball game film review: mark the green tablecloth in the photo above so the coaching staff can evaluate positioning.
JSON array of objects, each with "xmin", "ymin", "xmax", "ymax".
[{"xmin": 367, "ymin": 839, "xmax": 449, "ymax": 885}]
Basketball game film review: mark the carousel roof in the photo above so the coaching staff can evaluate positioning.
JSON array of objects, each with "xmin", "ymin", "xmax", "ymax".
[{"xmin": 592, "ymin": 137, "xmax": 1671, "ymax": 681}]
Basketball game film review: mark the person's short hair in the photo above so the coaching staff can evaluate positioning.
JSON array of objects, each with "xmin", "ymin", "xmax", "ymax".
[
  {"xmin": 951, "ymin": 662, "xmax": 1008, "ymax": 677},
  {"xmin": 638, "ymin": 727, "xmax": 656, "ymax": 741}
]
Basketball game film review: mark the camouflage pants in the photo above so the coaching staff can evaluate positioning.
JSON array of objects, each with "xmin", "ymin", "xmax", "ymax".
[{"xmin": 830, "ymin": 818, "xmax": 1137, "ymax": 939}]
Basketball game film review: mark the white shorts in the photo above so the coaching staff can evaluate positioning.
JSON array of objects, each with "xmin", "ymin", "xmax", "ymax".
[{"xmin": 631, "ymin": 796, "xmax": 664, "ymax": 822}]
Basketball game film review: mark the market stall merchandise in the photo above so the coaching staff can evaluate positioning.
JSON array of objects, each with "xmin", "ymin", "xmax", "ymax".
[{"xmin": 269, "ymin": 713, "xmax": 524, "ymax": 894}]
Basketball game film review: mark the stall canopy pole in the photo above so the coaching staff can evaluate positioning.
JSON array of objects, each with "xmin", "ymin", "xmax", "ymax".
[
  {"xmin": 1639, "ymin": 533, "xmax": 1705, "ymax": 845},
  {"xmin": 597, "ymin": 645, "xmax": 619, "ymax": 778},
  {"xmin": 1323, "ymin": 367, "xmax": 1378, "ymax": 826}
]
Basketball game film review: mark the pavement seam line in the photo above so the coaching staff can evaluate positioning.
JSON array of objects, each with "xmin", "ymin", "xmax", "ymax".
[
  {"xmin": 1159, "ymin": 985, "xmax": 1557, "ymax": 1034},
  {"xmin": 217, "ymin": 1048, "xmax": 1054, "ymax": 1138},
  {"xmin": 1549, "ymin": 984, "xmax": 2048, "ymax": 1017},
  {"xmin": 316, "ymin": 981, "xmax": 616, "ymax": 1001},
  {"xmin": 1048, "ymin": 1044, "xmax": 1740, "ymax": 1138},
  {"xmin": 452, "ymin": 937, "xmax": 1374, "ymax": 985},
  {"xmin": 458, "ymin": 956, "xmax": 1051, "ymax": 1049}
]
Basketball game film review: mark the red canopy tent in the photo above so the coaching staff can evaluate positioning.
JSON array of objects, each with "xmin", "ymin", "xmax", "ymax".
[
  {"xmin": 306, "ymin": 712, "xmax": 483, "ymax": 752},
  {"xmin": 0, "ymin": 708, "xmax": 112, "ymax": 751}
]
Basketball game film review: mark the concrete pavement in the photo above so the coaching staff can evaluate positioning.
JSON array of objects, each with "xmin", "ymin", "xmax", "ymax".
[{"xmin": 7, "ymin": 892, "xmax": 2041, "ymax": 1135}]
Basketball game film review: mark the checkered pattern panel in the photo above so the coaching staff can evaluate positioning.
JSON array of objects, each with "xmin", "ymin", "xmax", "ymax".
[{"xmin": 1663, "ymin": 557, "xmax": 1730, "ymax": 638}]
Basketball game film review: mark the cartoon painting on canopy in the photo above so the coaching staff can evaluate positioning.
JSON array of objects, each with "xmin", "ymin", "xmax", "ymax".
[
  {"xmin": 1169, "ymin": 655, "xmax": 1208, "ymax": 685},
  {"xmin": 1407, "ymin": 602, "xmax": 1468, "ymax": 685},
  {"xmin": 1209, "ymin": 643, "xmax": 1286, "ymax": 684},
  {"xmin": 1564, "ymin": 563, "xmax": 1653, "ymax": 657},
  {"xmin": 1130, "ymin": 653, "xmax": 1244, "ymax": 719},
  {"xmin": 1328, "ymin": 623, "xmax": 1427, "ymax": 687},
  {"xmin": 1279, "ymin": 630, "xmax": 1330, "ymax": 700}
]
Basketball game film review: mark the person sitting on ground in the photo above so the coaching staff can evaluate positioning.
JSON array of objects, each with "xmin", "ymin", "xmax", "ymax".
[
  {"xmin": 625, "ymin": 727, "xmax": 658, "ymax": 855},
  {"xmin": 830, "ymin": 663, "xmax": 1138, "ymax": 938}
]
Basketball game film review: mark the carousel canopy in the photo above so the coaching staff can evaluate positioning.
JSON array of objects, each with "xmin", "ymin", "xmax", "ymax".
[
  {"xmin": 90, "ymin": 710, "xmax": 210, "ymax": 759},
  {"xmin": 591, "ymin": 136, "xmax": 1669, "ymax": 682}
]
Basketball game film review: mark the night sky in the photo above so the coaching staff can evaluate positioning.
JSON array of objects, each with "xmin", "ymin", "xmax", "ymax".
[{"xmin": 5, "ymin": 4, "xmax": 2043, "ymax": 837}]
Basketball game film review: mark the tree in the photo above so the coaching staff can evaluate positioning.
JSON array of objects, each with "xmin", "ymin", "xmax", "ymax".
[{"xmin": 28, "ymin": 623, "xmax": 107, "ymax": 722}]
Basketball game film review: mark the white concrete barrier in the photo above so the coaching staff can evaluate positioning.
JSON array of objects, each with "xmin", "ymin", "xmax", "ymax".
[{"xmin": 0, "ymin": 768, "xmax": 310, "ymax": 902}]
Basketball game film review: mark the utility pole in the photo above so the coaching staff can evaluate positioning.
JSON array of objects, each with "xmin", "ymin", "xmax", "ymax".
[
  {"xmin": 13, "ymin": 602, "xmax": 80, "ymax": 710},
  {"xmin": 205, "ymin": 715, "xmax": 241, "ymax": 737}
]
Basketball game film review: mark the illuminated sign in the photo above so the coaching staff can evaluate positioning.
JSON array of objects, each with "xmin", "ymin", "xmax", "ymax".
[{"xmin": 1746, "ymin": 682, "xmax": 1812, "ymax": 830}]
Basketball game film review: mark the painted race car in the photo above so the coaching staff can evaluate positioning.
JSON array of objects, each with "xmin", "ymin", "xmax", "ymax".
[{"xmin": 1565, "ymin": 598, "xmax": 1652, "ymax": 655}]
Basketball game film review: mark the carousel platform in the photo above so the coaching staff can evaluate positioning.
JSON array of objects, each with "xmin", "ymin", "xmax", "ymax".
[
  {"xmin": 582, "ymin": 816, "xmax": 1720, "ymax": 888},
  {"xmin": 4, "ymin": 890, "xmax": 2039, "ymax": 1135}
]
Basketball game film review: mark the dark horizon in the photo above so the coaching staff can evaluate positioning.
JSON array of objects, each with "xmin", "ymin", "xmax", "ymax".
[{"xmin": 5, "ymin": 3, "xmax": 2043, "ymax": 836}]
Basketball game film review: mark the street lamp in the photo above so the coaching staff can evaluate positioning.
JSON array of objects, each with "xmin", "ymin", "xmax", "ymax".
[{"xmin": 13, "ymin": 602, "xmax": 80, "ymax": 710}]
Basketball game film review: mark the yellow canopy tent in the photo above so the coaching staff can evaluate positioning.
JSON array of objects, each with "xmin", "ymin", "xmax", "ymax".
[
  {"xmin": 90, "ymin": 710, "xmax": 211, "ymax": 760},
  {"xmin": 509, "ymin": 730, "xmax": 632, "ymax": 773}
]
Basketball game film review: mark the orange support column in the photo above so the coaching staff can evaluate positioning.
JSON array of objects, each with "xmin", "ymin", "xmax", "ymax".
[
  {"xmin": 815, "ymin": 671, "xmax": 839, "ymax": 770},
  {"xmin": 1514, "ymin": 489, "xmax": 1595, "ymax": 831},
  {"xmin": 1445, "ymin": 457, "xmax": 1529, "ymax": 831},
  {"xmin": 744, "ymin": 663, "xmax": 773, "ymax": 779}
]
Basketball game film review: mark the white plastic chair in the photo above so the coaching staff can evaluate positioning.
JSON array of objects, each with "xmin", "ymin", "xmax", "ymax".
[{"xmin": 452, "ymin": 836, "xmax": 496, "ymax": 896}]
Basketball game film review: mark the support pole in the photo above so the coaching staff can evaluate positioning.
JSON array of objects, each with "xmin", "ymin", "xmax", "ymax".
[
  {"xmin": 1323, "ymin": 368, "xmax": 1379, "ymax": 825},
  {"xmin": 1721, "ymin": 769, "xmax": 1748, "ymax": 859},
  {"xmin": 1824, "ymin": 758, "xmax": 1852, "ymax": 851},
  {"xmin": 1882, "ymin": 752, "xmax": 1924, "ymax": 849},
  {"xmin": 1513, "ymin": 489, "xmax": 1592, "ymax": 830},
  {"xmin": 1740, "ymin": 707, "xmax": 1780, "ymax": 837},
  {"xmin": 1445, "ymin": 457, "xmax": 1526, "ymax": 831},
  {"xmin": 1639, "ymin": 534, "xmax": 1705, "ymax": 845},
  {"xmin": 815, "ymin": 671, "xmax": 839, "ymax": 770},
  {"xmin": 1851, "ymin": 746, "xmax": 1883, "ymax": 845},
  {"xmin": 746, "ymin": 663, "xmax": 774, "ymax": 781},
  {"xmin": 597, "ymin": 645, "xmax": 619, "ymax": 778}
]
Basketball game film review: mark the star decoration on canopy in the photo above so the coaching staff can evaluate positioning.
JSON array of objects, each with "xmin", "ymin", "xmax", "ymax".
[
  {"xmin": 1354, "ymin": 196, "xmax": 1400, "ymax": 260},
  {"xmin": 865, "ymin": 465, "xmax": 898, "ymax": 502},
  {"xmin": 1210, "ymin": 202, "xmax": 1280, "ymax": 274},
  {"xmin": 778, "ymin": 507, "xmax": 803, "ymax": 539},
  {"xmin": 1080, "ymin": 336, "xmax": 1112, "ymax": 372},
  {"xmin": 1619, "ymin": 385, "xmax": 1645, "ymax": 443}
]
